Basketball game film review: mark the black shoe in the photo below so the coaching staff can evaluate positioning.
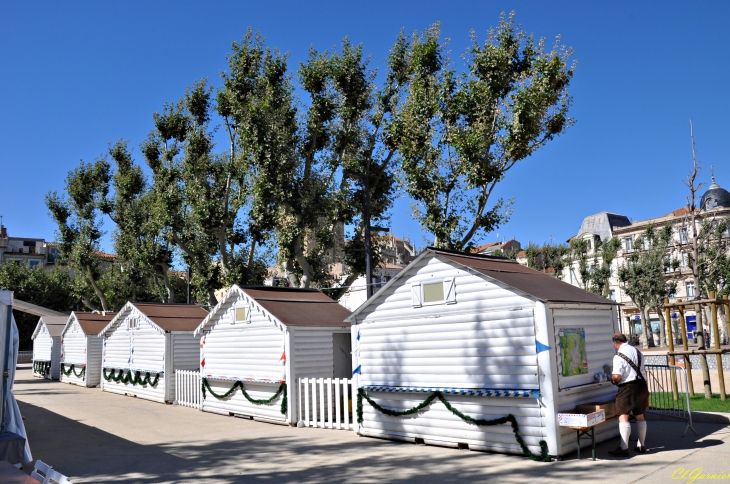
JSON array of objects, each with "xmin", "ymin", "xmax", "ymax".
[
  {"xmin": 635, "ymin": 445, "xmax": 647, "ymax": 453},
  {"xmin": 608, "ymin": 447, "xmax": 630, "ymax": 457}
]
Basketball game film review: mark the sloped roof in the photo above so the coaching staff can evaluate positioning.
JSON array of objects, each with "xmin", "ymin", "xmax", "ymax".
[
  {"xmin": 34, "ymin": 316, "xmax": 70, "ymax": 338},
  {"xmin": 242, "ymin": 287, "xmax": 351, "ymax": 328},
  {"xmin": 437, "ymin": 250, "xmax": 616, "ymax": 305},
  {"xmin": 100, "ymin": 302, "xmax": 208, "ymax": 335},
  {"xmin": 133, "ymin": 303, "xmax": 208, "ymax": 331},
  {"xmin": 71, "ymin": 312, "xmax": 116, "ymax": 335},
  {"xmin": 197, "ymin": 285, "xmax": 351, "ymax": 334}
]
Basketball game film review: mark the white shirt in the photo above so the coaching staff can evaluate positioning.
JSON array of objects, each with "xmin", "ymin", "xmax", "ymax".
[{"xmin": 612, "ymin": 343, "xmax": 645, "ymax": 384}]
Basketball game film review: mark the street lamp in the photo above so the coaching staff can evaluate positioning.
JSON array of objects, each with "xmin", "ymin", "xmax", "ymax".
[{"xmin": 344, "ymin": 168, "xmax": 389, "ymax": 300}]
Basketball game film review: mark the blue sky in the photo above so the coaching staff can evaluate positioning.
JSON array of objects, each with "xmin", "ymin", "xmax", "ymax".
[{"xmin": 2, "ymin": 1, "xmax": 729, "ymax": 253}]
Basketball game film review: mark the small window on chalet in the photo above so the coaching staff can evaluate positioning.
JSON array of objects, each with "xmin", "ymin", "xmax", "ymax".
[
  {"xmin": 235, "ymin": 307, "xmax": 247, "ymax": 323},
  {"xmin": 423, "ymin": 282, "xmax": 444, "ymax": 303},
  {"xmin": 128, "ymin": 318, "xmax": 139, "ymax": 330}
]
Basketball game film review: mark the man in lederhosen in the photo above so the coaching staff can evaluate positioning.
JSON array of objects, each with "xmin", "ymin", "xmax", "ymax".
[{"xmin": 608, "ymin": 333, "xmax": 649, "ymax": 456}]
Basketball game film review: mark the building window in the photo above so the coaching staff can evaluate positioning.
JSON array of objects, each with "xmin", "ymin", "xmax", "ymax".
[
  {"xmin": 686, "ymin": 282, "xmax": 695, "ymax": 298},
  {"xmin": 680, "ymin": 227, "xmax": 688, "ymax": 244},
  {"xmin": 609, "ymin": 290, "xmax": 616, "ymax": 301},
  {"xmin": 423, "ymin": 282, "xmax": 444, "ymax": 304},
  {"xmin": 235, "ymin": 307, "xmax": 247, "ymax": 323},
  {"xmin": 29, "ymin": 260, "xmax": 41, "ymax": 269},
  {"xmin": 624, "ymin": 237, "xmax": 633, "ymax": 252},
  {"xmin": 681, "ymin": 252, "xmax": 689, "ymax": 267}
]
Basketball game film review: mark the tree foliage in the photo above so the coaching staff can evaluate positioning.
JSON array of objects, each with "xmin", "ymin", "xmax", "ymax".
[
  {"xmin": 618, "ymin": 225, "xmax": 678, "ymax": 348},
  {"xmin": 0, "ymin": 263, "xmax": 77, "ymax": 349},
  {"xmin": 395, "ymin": 14, "xmax": 576, "ymax": 250},
  {"xmin": 46, "ymin": 158, "xmax": 113, "ymax": 310}
]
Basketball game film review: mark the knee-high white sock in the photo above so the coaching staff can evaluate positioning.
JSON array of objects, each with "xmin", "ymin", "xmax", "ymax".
[
  {"xmin": 619, "ymin": 422, "xmax": 631, "ymax": 450},
  {"xmin": 636, "ymin": 421, "xmax": 647, "ymax": 447}
]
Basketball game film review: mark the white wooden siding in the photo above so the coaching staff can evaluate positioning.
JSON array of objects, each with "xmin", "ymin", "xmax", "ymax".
[
  {"xmin": 202, "ymin": 299, "xmax": 284, "ymax": 381},
  {"xmin": 169, "ymin": 332, "xmax": 200, "ymax": 402},
  {"xmin": 200, "ymin": 294, "xmax": 286, "ymax": 420},
  {"xmin": 551, "ymin": 305, "xmax": 620, "ymax": 455},
  {"xmin": 60, "ymin": 323, "xmax": 87, "ymax": 386},
  {"xmin": 292, "ymin": 329, "xmax": 337, "ymax": 378},
  {"xmin": 103, "ymin": 322, "xmax": 130, "ymax": 369},
  {"xmin": 101, "ymin": 312, "xmax": 167, "ymax": 403},
  {"xmin": 130, "ymin": 318, "xmax": 165, "ymax": 372},
  {"xmin": 354, "ymin": 257, "xmax": 537, "ymax": 389},
  {"xmin": 32, "ymin": 328, "xmax": 61, "ymax": 380},
  {"xmin": 359, "ymin": 393, "xmax": 546, "ymax": 454},
  {"xmin": 86, "ymin": 335, "xmax": 103, "ymax": 386},
  {"xmin": 352, "ymin": 255, "xmax": 545, "ymax": 453},
  {"xmin": 551, "ymin": 307, "xmax": 616, "ymax": 390}
]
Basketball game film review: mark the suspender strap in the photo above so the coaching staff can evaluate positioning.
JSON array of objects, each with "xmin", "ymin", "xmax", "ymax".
[{"xmin": 618, "ymin": 351, "xmax": 645, "ymax": 381}]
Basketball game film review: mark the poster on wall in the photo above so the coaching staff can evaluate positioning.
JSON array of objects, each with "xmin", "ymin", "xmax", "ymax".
[{"xmin": 559, "ymin": 328, "xmax": 588, "ymax": 377}]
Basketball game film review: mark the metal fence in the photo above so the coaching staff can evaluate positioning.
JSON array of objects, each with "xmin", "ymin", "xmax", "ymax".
[
  {"xmin": 645, "ymin": 364, "xmax": 697, "ymax": 437},
  {"xmin": 298, "ymin": 378, "xmax": 354, "ymax": 430},
  {"xmin": 175, "ymin": 370, "xmax": 202, "ymax": 410},
  {"xmin": 17, "ymin": 351, "xmax": 32, "ymax": 364}
]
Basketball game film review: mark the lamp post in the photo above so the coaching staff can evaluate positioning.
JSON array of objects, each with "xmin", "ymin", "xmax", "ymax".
[{"xmin": 344, "ymin": 168, "xmax": 388, "ymax": 300}]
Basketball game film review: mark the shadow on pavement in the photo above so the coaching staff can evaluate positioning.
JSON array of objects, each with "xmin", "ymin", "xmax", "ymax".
[{"xmin": 13, "ymin": 375, "xmax": 730, "ymax": 484}]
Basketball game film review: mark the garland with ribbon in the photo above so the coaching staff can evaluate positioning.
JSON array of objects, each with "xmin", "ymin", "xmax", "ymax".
[
  {"xmin": 60, "ymin": 363, "xmax": 86, "ymax": 379},
  {"xmin": 201, "ymin": 378, "xmax": 287, "ymax": 415},
  {"xmin": 357, "ymin": 388, "xmax": 551, "ymax": 462},
  {"xmin": 33, "ymin": 360, "xmax": 51, "ymax": 375},
  {"xmin": 103, "ymin": 368, "xmax": 161, "ymax": 386}
]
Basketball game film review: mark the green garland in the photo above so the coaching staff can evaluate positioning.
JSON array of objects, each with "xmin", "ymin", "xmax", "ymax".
[
  {"xmin": 60, "ymin": 363, "xmax": 86, "ymax": 379},
  {"xmin": 201, "ymin": 378, "xmax": 287, "ymax": 415},
  {"xmin": 103, "ymin": 368, "xmax": 160, "ymax": 386},
  {"xmin": 357, "ymin": 388, "xmax": 551, "ymax": 462},
  {"xmin": 33, "ymin": 360, "xmax": 51, "ymax": 375}
]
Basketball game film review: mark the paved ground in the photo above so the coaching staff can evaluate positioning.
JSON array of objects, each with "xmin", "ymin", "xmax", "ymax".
[{"xmin": 13, "ymin": 368, "xmax": 730, "ymax": 483}]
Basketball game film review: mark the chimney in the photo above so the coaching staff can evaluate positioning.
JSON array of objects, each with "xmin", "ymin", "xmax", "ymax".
[{"xmin": 0, "ymin": 225, "xmax": 6, "ymax": 238}]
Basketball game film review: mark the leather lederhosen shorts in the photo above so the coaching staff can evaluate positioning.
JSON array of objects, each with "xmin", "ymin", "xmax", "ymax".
[{"xmin": 615, "ymin": 379, "xmax": 650, "ymax": 416}]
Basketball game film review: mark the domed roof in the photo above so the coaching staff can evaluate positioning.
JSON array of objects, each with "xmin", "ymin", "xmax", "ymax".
[{"xmin": 700, "ymin": 175, "xmax": 730, "ymax": 210}]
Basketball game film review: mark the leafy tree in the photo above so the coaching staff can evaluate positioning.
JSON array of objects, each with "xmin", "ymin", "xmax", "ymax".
[
  {"xmin": 0, "ymin": 263, "xmax": 77, "ymax": 350},
  {"xmin": 525, "ymin": 241, "xmax": 567, "ymax": 277},
  {"xmin": 46, "ymin": 159, "xmax": 113, "ymax": 310},
  {"xmin": 395, "ymin": 14, "xmax": 576, "ymax": 250},
  {"xmin": 107, "ymin": 140, "xmax": 177, "ymax": 303},
  {"xmin": 141, "ymin": 79, "xmax": 267, "ymax": 306},
  {"xmin": 220, "ymin": 29, "xmax": 408, "ymax": 296},
  {"xmin": 618, "ymin": 225, "xmax": 678, "ymax": 349},
  {"xmin": 589, "ymin": 237, "xmax": 621, "ymax": 297}
]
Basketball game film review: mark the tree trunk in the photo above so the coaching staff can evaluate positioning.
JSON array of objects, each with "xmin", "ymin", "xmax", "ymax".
[
  {"xmin": 640, "ymin": 306, "xmax": 655, "ymax": 348},
  {"xmin": 292, "ymin": 235, "xmax": 312, "ymax": 288},
  {"xmin": 159, "ymin": 264, "xmax": 174, "ymax": 303},
  {"xmin": 80, "ymin": 293, "xmax": 100, "ymax": 311},
  {"xmin": 85, "ymin": 266, "xmax": 109, "ymax": 311},
  {"xmin": 328, "ymin": 271, "xmax": 361, "ymax": 301},
  {"xmin": 284, "ymin": 258, "xmax": 300, "ymax": 288},
  {"xmin": 656, "ymin": 306, "xmax": 667, "ymax": 347}
]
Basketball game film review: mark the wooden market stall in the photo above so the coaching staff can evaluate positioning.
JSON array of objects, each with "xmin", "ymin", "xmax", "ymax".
[
  {"xmin": 98, "ymin": 302, "xmax": 207, "ymax": 404},
  {"xmin": 193, "ymin": 285, "xmax": 352, "ymax": 424},
  {"xmin": 59, "ymin": 311, "xmax": 115, "ymax": 387},
  {"xmin": 31, "ymin": 316, "xmax": 67, "ymax": 380},
  {"xmin": 346, "ymin": 248, "xmax": 621, "ymax": 459}
]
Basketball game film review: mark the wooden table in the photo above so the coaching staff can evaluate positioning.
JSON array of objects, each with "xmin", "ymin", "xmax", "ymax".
[
  {"xmin": 567, "ymin": 416, "xmax": 618, "ymax": 461},
  {"xmin": 0, "ymin": 460, "xmax": 42, "ymax": 484}
]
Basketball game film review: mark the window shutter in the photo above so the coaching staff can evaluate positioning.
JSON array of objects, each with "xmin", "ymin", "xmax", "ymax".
[
  {"xmin": 411, "ymin": 282, "xmax": 422, "ymax": 307},
  {"xmin": 443, "ymin": 277, "xmax": 456, "ymax": 304}
]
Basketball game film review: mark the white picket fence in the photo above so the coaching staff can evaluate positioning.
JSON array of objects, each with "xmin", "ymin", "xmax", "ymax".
[
  {"xmin": 175, "ymin": 370, "xmax": 202, "ymax": 410},
  {"xmin": 298, "ymin": 377, "xmax": 354, "ymax": 430}
]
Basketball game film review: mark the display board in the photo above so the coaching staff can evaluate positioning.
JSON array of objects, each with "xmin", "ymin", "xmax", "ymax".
[{"xmin": 558, "ymin": 328, "xmax": 588, "ymax": 377}]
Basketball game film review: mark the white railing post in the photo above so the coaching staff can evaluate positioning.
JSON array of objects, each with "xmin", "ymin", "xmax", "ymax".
[{"xmin": 293, "ymin": 378, "xmax": 354, "ymax": 431}]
